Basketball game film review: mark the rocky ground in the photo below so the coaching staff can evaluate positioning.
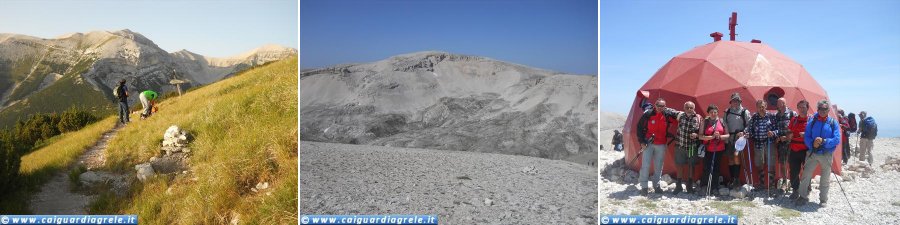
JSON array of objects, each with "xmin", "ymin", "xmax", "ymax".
[
  {"xmin": 300, "ymin": 141, "xmax": 598, "ymax": 225},
  {"xmin": 599, "ymin": 133, "xmax": 900, "ymax": 225}
]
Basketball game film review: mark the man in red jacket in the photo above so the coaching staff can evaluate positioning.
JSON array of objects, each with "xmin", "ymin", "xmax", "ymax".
[{"xmin": 636, "ymin": 98, "xmax": 678, "ymax": 196}]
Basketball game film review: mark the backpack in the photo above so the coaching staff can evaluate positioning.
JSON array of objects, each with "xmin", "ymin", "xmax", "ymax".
[
  {"xmin": 848, "ymin": 113, "xmax": 858, "ymax": 133},
  {"xmin": 724, "ymin": 107, "xmax": 749, "ymax": 132},
  {"xmin": 863, "ymin": 118, "xmax": 878, "ymax": 138},
  {"xmin": 114, "ymin": 85, "xmax": 126, "ymax": 98}
]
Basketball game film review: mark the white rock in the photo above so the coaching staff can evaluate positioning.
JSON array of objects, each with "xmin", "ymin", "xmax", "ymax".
[
  {"xmin": 615, "ymin": 208, "xmax": 630, "ymax": 215},
  {"xmin": 135, "ymin": 163, "xmax": 155, "ymax": 182},
  {"xmin": 730, "ymin": 189, "xmax": 746, "ymax": 198},
  {"xmin": 659, "ymin": 181, "xmax": 668, "ymax": 188},
  {"xmin": 230, "ymin": 212, "xmax": 240, "ymax": 225},
  {"xmin": 719, "ymin": 187, "xmax": 730, "ymax": 196},
  {"xmin": 256, "ymin": 182, "xmax": 269, "ymax": 190},
  {"xmin": 164, "ymin": 126, "xmax": 180, "ymax": 139},
  {"xmin": 484, "ymin": 198, "xmax": 494, "ymax": 206},
  {"xmin": 661, "ymin": 174, "xmax": 673, "ymax": 184},
  {"xmin": 79, "ymin": 171, "xmax": 102, "ymax": 184},
  {"xmin": 522, "ymin": 166, "xmax": 538, "ymax": 175}
]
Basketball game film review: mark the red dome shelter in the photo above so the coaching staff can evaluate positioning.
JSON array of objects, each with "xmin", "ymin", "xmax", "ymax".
[{"xmin": 622, "ymin": 13, "xmax": 843, "ymax": 185}]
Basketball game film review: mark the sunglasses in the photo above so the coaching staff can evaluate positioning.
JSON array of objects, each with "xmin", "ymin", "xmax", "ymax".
[{"xmin": 818, "ymin": 107, "xmax": 829, "ymax": 111}]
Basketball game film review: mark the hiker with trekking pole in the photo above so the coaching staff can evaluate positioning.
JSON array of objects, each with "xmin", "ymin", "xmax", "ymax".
[
  {"xmin": 699, "ymin": 104, "xmax": 729, "ymax": 198},
  {"xmin": 672, "ymin": 101, "xmax": 703, "ymax": 195},
  {"xmin": 723, "ymin": 93, "xmax": 751, "ymax": 189},
  {"xmin": 635, "ymin": 98, "xmax": 678, "ymax": 196},
  {"xmin": 774, "ymin": 98, "xmax": 796, "ymax": 195},
  {"xmin": 738, "ymin": 99, "xmax": 779, "ymax": 198},
  {"xmin": 787, "ymin": 100, "xmax": 811, "ymax": 200},
  {"xmin": 795, "ymin": 100, "xmax": 842, "ymax": 207}
]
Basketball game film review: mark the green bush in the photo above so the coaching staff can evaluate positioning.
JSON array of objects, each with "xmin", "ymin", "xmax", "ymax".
[
  {"xmin": 0, "ymin": 131, "xmax": 24, "ymax": 195},
  {"xmin": 58, "ymin": 108, "xmax": 99, "ymax": 133},
  {"xmin": 0, "ymin": 108, "xmax": 97, "ymax": 193}
]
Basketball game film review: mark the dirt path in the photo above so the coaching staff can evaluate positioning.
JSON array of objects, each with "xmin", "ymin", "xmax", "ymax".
[{"xmin": 28, "ymin": 124, "xmax": 122, "ymax": 214}]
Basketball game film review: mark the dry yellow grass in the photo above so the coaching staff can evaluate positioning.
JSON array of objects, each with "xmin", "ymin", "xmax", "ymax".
[
  {"xmin": 96, "ymin": 57, "xmax": 298, "ymax": 224},
  {"xmin": 19, "ymin": 117, "xmax": 117, "ymax": 182}
]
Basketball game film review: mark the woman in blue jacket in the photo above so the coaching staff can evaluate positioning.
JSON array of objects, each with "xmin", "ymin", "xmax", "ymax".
[{"xmin": 795, "ymin": 100, "xmax": 842, "ymax": 207}]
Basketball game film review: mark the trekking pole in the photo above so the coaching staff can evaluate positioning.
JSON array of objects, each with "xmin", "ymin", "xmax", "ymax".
[
  {"xmin": 747, "ymin": 143, "xmax": 754, "ymax": 188},
  {"xmin": 624, "ymin": 136, "xmax": 655, "ymax": 184},
  {"xmin": 689, "ymin": 143, "xmax": 695, "ymax": 191},
  {"xmin": 738, "ymin": 142, "xmax": 751, "ymax": 190},
  {"xmin": 707, "ymin": 151, "xmax": 717, "ymax": 200},
  {"xmin": 766, "ymin": 139, "xmax": 771, "ymax": 199},
  {"xmin": 832, "ymin": 171, "xmax": 857, "ymax": 215}
]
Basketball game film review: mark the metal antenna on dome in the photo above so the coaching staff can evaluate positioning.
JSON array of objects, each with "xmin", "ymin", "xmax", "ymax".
[{"xmin": 729, "ymin": 12, "xmax": 738, "ymax": 41}]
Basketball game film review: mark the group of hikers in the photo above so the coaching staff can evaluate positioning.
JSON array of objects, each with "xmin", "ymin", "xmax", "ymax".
[
  {"xmin": 114, "ymin": 79, "xmax": 160, "ymax": 124},
  {"xmin": 624, "ymin": 92, "xmax": 878, "ymax": 207}
]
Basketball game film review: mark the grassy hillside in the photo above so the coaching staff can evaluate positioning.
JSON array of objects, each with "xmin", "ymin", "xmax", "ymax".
[
  {"xmin": 19, "ymin": 117, "xmax": 116, "ymax": 183},
  {"xmin": 95, "ymin": 57, "xmax": 298, "ymax": 224},
  {"xmin": 0, "ymin": 55, "xmax": 109, "ymax": 128},
  {"xmin": 0, "ymin": 74, "xmax": 113, "ymax": 127},
  {"xmin": 0, "ymin": 117, "xmax": 117, "ymax": 213}
]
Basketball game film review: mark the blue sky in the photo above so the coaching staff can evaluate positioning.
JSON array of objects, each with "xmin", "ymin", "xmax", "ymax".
[
  {"xmin": 600, "ymin": 0, "xmax": 900, "ymax": 137},
  {"xmin": 300, "ymin": 0, "xmax": 598, "ymax": 75},
  {"xmin": 0, "ymin": 0, "xmax": 297, "ymax": 58}
]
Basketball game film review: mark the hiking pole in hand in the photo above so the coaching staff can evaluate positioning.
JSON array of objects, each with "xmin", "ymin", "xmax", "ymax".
[
  {"xmin": 624, "ymin": 136, "xmax": 655, "ymax": 185},
  {"xmin": 766, "ymin": 139, "xmax": 771, "ymax": 199},
  {"xmin": 747, "ymin": 143, "xmax": 754, "ymax": 188},
  {"xmin": 688, "ymin": 143, "xmax": 697, "ymax": 190},
  {"xmin": 707, "ymin": 151, "xmax": 717, "ymax": 200},
  {"xmin": 832, "ymin": 172, "xmax": 857, "ymax": 216}
]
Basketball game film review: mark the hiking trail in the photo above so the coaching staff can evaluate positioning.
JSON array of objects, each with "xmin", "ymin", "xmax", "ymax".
[{"xmin": 28, "ymin": 124, "xmax": 124, "ymax": 214}]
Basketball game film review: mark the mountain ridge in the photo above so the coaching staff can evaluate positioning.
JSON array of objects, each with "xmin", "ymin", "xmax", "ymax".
[
  {"xmin": 0, "ymin": 29, "xmax": 296, "ymax": 127},
  {"xmin": 300, "ymin": 51, "xmax": 598, "ymax": 164}
]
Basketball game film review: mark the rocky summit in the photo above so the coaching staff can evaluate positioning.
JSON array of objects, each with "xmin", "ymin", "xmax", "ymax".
[{"xmin": 300, "ymin": 51, "xmax": 598, "ymax": 164}]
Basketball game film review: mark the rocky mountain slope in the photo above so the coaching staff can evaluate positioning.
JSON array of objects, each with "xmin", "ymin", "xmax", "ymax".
[
  {"xmin": 301, "ymin": 141, "xmax": 597, "ymax": 224},
  {"xmin": 0, "ymin": 29, "xmax": 296, "ymax": 126},
  {"xmin": 300, "ymin": 51, "xmax": 598, "ymax": 164}
]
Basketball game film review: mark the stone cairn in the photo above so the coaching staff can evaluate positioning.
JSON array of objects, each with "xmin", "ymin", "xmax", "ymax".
[
  {"xmin": 135, "ymin": 125, "xmax": 192, "ymax": 182},
  {"xmin": 161, "ymin": 125, "xmax": 191, "ymax": 155}
]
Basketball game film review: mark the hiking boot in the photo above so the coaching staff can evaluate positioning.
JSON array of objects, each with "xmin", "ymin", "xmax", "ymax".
[
  {"xmin": 673, "ymin": 185, "xmax": 683, "ymax": 195},
  {"xmin": 789, "ymin": 190, "xmax": 799, "ymax": 200},
  {"xmin": 654, "ymin": 186, "xmax": 664, "ymax": 194},
  {"xmin": 820, "ymin": 201, "xmax": 827, "ymax": 208},
  {"xmin": 641, "ymin": 188, "xmax": 649, "ymax": 196},
  {"xmin": 794, "ymin": 197, "xmax": 808, "ymax": 206},
  {"xmin": 686, "ymin": 182, "xmax": 694, "ymax": 194}
]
